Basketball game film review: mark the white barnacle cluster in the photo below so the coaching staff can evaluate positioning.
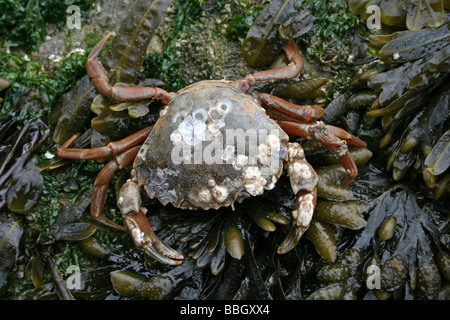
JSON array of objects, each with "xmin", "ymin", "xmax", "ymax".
[
  {"xmin": 226, "ymin": 131, "xmax": 285, "ymax": 197},
  {"xmin": 194, "ymin": 174, "xmax": 256, "ymax": 208},
  {"xmin": 242, "ymin": 133, "xmax": 283, "ymax": 193},
  {"xmin": 197, "ymin": 188, "xmax": 213, "ymax": 203},
  {"xmin": 288, "ymin": 161, "xmax": 314, "ymax": 194},
  {"xmin": 234, "ymin": 154, "xmax": 249, "ymax": 169},
  {"xmin": 256, "ymin": 133, "xmax": 281, "ymax": 168},
  {"xmin": 242, "ymin": 166, "xmax": 267, "ymax": 196},
  {"xmin": 196, "ymin": 178, "xmax": 230, "ymax": 205},
  {"xmin": 292, "ymin": 193, "xmax": 314, "ymax": 228},
  {"xmin": 211, "ymin": 185, "xmax": 229, "ymax": 203},
  {"xmin": 264, "ymin": 175, "xmax": 278, "ymax": 191},
  {"xmin": 286, "ymin": 142, "xmax": 305, "ymax": 161},
  {"xmin": 169, "ymin": 99, "xmax": 233, "ymax": 148},
  {"xmin": 170, "ymin": 109, "xmax": 206, "ymax": 146},
  {"xmin": 286, "ymin": 142, "xmax": 317, "ymax": 194},
  {"xmin": 256, "ymin": 143, "xmax": 270, "ymax": 165}
]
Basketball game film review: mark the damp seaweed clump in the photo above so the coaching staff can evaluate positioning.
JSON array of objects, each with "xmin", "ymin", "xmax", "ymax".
[
  {"xmin": 306, "ymin": 185, "xmax": 448, "ymax": 300},
  {"xmin": 348, "ymin": 0, "xmax": 448, "ymax": 31},
  {"xmin": 0, "ymin": 41, "xmax": 90, "ymax": 221},
  {"xmin": 0, "ymin": 0, "xmax": 103, "ymax": 299},
  {"xmin": 345, "ymin": 9, "xmax": 450, "ymax": 200}
]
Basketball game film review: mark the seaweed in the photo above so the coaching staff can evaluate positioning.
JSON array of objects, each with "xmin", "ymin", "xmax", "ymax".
[
  {"xmin": 348, "ymin": 0, "xmax": 448, "ymax": 30},
  {"xmin": 0, "ymin": 118, "xmax": 49, "ymax": 213},
  {"xmin": 350, "ymin": 19, "xmax": 450, "ymax": 197},
  {"xmin": 50, "ymin": 0, "xmax": 174, "ymax": 144},
  {"xmin": 307, "ymin": 186, "xmax": 445, "ymax": 300},
  {"xmin": 242, "ymin": 0, "xmax": 314, "ymax": 67},
  {"xmin": 0, "ymin": 0, "xmax": 95, "ymax": 52}
]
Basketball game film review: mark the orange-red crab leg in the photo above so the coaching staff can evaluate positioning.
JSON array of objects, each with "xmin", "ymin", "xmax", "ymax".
[
  {"xmin": 58, "ymin": 126, "xmax": 182, "ymax": 265},
  {"xmin": 118, "ymin": 175, "xmax": 184, "ymax": 265},
  {"xmin": 278, "ymin": 142, "xmax": 318, "ymax": 254},
  {"xmin": 235, "ymin": 38, "xmax": 303, "ymax": 92},
  {"xmin": 57, "ymin": 126, "xmax": 153, "ymax": 229},
  {"xmin": 256, "ymin": 92, "xmax": 324, "ymax": 123},
  {"xmin": 279, "ymin": 121, "xmax": 367, "ymax": 186},
  {"xmin": 57, "ymin": 126, "xmax": 153, "ymax": 160},
  {"xmin": 86, "ymin": 32, "xmax": 176, "ymax": 104},
  {"xmin": 91, "ymin": 145, "xmax": 141, "ymax": 230}
]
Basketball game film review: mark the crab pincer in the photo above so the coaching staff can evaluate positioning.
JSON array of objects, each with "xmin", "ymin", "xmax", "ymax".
[{"xmin": 118, "ymin": 177, "xmax": 184, "ymax": 265}]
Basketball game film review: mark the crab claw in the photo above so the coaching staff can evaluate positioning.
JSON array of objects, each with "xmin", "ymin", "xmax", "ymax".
[
  {"xmin": 118, "ymin": 177, "xmax": 184, "ymax": 265},
  {"xmin": 278, "ymin": 142, "xmax": 318, "ymax": 254},
  {"xmin": 324, "ymin": 125, "xmax": 367, "ymax": 148},
  {"xmin": 280, "ymin": 121, "xmax": 366, "ymax": 187},
  {"xmin": 124, "ymin": 210, "xmax": 184, "ymax": 266},
  {"xmin": 278, "ymin": 189, "xmax": 317, "ymax": 254}
]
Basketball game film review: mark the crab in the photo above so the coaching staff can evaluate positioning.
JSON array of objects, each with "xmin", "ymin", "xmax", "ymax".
[{"xmin": 57, "ymin": 32, "xmax": 366, "ymax": 265}]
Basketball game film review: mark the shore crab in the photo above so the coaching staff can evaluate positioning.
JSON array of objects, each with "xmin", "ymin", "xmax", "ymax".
[{"xmin": 57, "ymin": 32, "xmax": 366, "ymax": 265}]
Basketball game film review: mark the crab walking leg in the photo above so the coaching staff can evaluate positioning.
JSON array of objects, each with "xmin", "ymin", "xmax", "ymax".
[
  {"xmin": 86, "ymin": 32, "xmax": 175, "ymax": 104},
  {"xmin": 256, "ymin": 92, "xmax": 325, "ymax": 123},
  {"xmin": 118, "ymin": 174, "xmax": 184, "ymax": 265},
  {"xmin": 57, "ymin": 126, "xmax": 153, "ymax": 160},
  {"xmin": 57, "ymin": 127, "xmax": 153, "ymax": 230},
  {"xmin": 278, "ymin": 142, "xmax": 318, "ymax": 254},
  {"xmin": 90, "ymin": 145, "xmax": 141, "ymax": 231},
  {"xmin": 236, "ymin": 38, "xmax": 303, "ymax": 92},
  {"xmin": 279, "ymin": 121, "xmax": 366, "ymax": 186}
]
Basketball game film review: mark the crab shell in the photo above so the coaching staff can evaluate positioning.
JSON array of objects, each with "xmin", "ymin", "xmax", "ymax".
[{"xmin": 133, "ymin": 80, "xmax": 289, "ymax": 210}]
